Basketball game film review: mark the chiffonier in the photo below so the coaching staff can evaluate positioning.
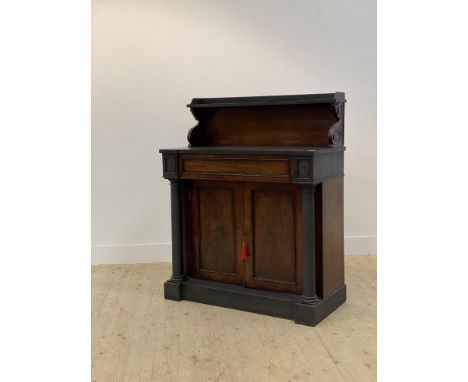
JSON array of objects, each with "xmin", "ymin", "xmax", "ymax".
[{"xmin": 159, "ymin": 92, "xmax": 346, "ymax": 326}]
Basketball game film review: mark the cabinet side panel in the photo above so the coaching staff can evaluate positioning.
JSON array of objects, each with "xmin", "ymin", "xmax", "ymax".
[{"xmin": 321, "ymin": 177, "xmax": 345, "ymax": 297}]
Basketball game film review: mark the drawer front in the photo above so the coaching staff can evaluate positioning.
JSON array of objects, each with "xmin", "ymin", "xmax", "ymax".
[{"xmin": 179, "ymin": 155, "xmax": 291, "ymax": 182}]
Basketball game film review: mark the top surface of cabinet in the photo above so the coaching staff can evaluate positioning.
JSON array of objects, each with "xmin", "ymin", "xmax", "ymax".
[
  {"xmin": 159, "ymin": 145, "xmax": 345, "ymax": 155},
  {"xmin": 185, "ymin": 92, "xmax": 346, "ymax": 147},
  {"xmin": 187, "ymin": 92, "xmax": 345, "ymax": 108}
]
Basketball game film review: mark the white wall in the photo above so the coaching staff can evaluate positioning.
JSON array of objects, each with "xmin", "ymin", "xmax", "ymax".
[{"xmin": 92, "ymin": 0, "xmax": 376, "ymax": 264}]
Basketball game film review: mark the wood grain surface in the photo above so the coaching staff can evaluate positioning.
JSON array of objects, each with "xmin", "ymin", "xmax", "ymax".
[
  {"xmin": 190, "ymin": 180, "xmax": 243, "ymax": 285},
  {"xmin": 92, "ymin": 255, "xmax": 376, "ymax": 382},
  {"xmin": 243, "ymin": 182, "xmax": 303, "ymax": 294}
]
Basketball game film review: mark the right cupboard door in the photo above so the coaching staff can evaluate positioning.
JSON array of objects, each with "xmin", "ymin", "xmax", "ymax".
[{"xmin": 243, "ymin": 183, "xmax": 303, "ymax": 294}]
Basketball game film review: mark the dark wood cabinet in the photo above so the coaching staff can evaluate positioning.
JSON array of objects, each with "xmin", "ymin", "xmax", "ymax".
[{"xmin": 160, "ymin": 93, "xmax": 347, "ymax": 326}]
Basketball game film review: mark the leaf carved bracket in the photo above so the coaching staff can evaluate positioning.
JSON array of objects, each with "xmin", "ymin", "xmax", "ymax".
[{"xmin": 328, "ymin": 102, "xmax": 345, "ymax": 145}]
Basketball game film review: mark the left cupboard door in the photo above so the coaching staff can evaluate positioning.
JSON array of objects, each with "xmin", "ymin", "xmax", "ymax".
[{"xmin": 190, "ymin": 180, "xmax": 244, "ymax": 285}]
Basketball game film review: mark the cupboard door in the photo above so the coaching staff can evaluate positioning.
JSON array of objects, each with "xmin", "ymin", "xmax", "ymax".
[
  {"xmin": 243, "ymin": 183, "xmax": 303, "ymax": 294},
  {"xmin": 190, "ymin": 180, "xmax": 243, "ymax": 285}
]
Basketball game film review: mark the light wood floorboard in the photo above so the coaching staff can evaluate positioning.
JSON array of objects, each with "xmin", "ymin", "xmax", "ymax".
[{"xmin": 92, "ymin": 255, "xmax": 376, "ymax": 382}]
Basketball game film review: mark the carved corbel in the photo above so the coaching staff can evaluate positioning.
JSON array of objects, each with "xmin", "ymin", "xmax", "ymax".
[
  {"xmin": 328, "ymin": 102, "xmax": 345, "ymax": 145},
  {"xmin": 187, "ymin": 123, "xmax": 201, "ymax": 146},
  {"xmin": 186, "ymin": 108, "xmax": 217, "ymax": 146}
]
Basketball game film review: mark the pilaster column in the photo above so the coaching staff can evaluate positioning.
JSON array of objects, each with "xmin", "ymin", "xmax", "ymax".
[
  {"xmin": 298, "ymin": 184, "xmax": 319, "ymax": 305},
  {"xmin": 169, "ymin": 179, "xmax": 184, "ymax": 283}
]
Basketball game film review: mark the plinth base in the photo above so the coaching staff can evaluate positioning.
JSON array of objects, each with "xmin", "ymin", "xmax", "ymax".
[{"xmin": 164, "ymin": 277, "xmax": 346, "ymax": 326}]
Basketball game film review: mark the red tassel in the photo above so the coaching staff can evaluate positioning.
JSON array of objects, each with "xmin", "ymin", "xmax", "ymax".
[{"xmin": 241, "ymin": 238, "xmax": 248, "ymax": 260}]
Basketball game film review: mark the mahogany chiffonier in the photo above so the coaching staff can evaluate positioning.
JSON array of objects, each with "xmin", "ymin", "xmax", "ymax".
[{"xmin": 159, "ymin": 93, "xmax": 346, "ymax": 326}]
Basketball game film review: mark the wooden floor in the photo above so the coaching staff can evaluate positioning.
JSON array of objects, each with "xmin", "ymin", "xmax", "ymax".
[{"xmin": 92, "ymin": 256, "xmax": 376, "ymax": 382}]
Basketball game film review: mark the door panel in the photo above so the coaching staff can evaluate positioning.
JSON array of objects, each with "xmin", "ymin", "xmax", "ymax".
[
  {"xmin": 252, "ymin": 190, "xmax": 295, "ymax": 281},
  {"xmin": 244, "ymin": 183, "xmax": 303, "ymax": 294},
  {"xmin": 191, "ymin": 180, "xmax": 243, "ymax": 285}
]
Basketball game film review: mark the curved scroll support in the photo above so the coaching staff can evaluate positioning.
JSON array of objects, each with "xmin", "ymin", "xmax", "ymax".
[
  {"xmin": 328, "ymin": 102, "xmax": 345, "ymax": 145},
  {"xmin": 187, "ymin": 123, "xmax": 203, "ymax": 146},
  {"xmin": 187, "ymin": 108, "xmax": 217, "ymax": 146}
]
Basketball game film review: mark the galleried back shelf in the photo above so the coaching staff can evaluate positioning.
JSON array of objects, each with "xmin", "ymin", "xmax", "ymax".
[{"xmin": 160, "ymin": 93, "xmax": 346, "ymax": 326}]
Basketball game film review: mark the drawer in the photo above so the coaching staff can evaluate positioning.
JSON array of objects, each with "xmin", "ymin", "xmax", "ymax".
[{"xmin": 179, "ymin": 155, "xmax": 292, "ymax": 182}]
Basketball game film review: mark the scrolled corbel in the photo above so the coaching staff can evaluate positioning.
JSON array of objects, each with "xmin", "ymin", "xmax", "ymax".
[
  {"xmin": 187, "ymin": 123, "xmax": 205, "ymax": 146},
  {"xmin": 328, "ymin": 102, "xmax": 345, "ymax": 145}
]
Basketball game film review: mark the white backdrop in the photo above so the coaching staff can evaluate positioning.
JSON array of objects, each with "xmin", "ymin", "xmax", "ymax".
[{"xmin": 92, "ymin": 0, "xmax": 376, "ymax": 264}]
